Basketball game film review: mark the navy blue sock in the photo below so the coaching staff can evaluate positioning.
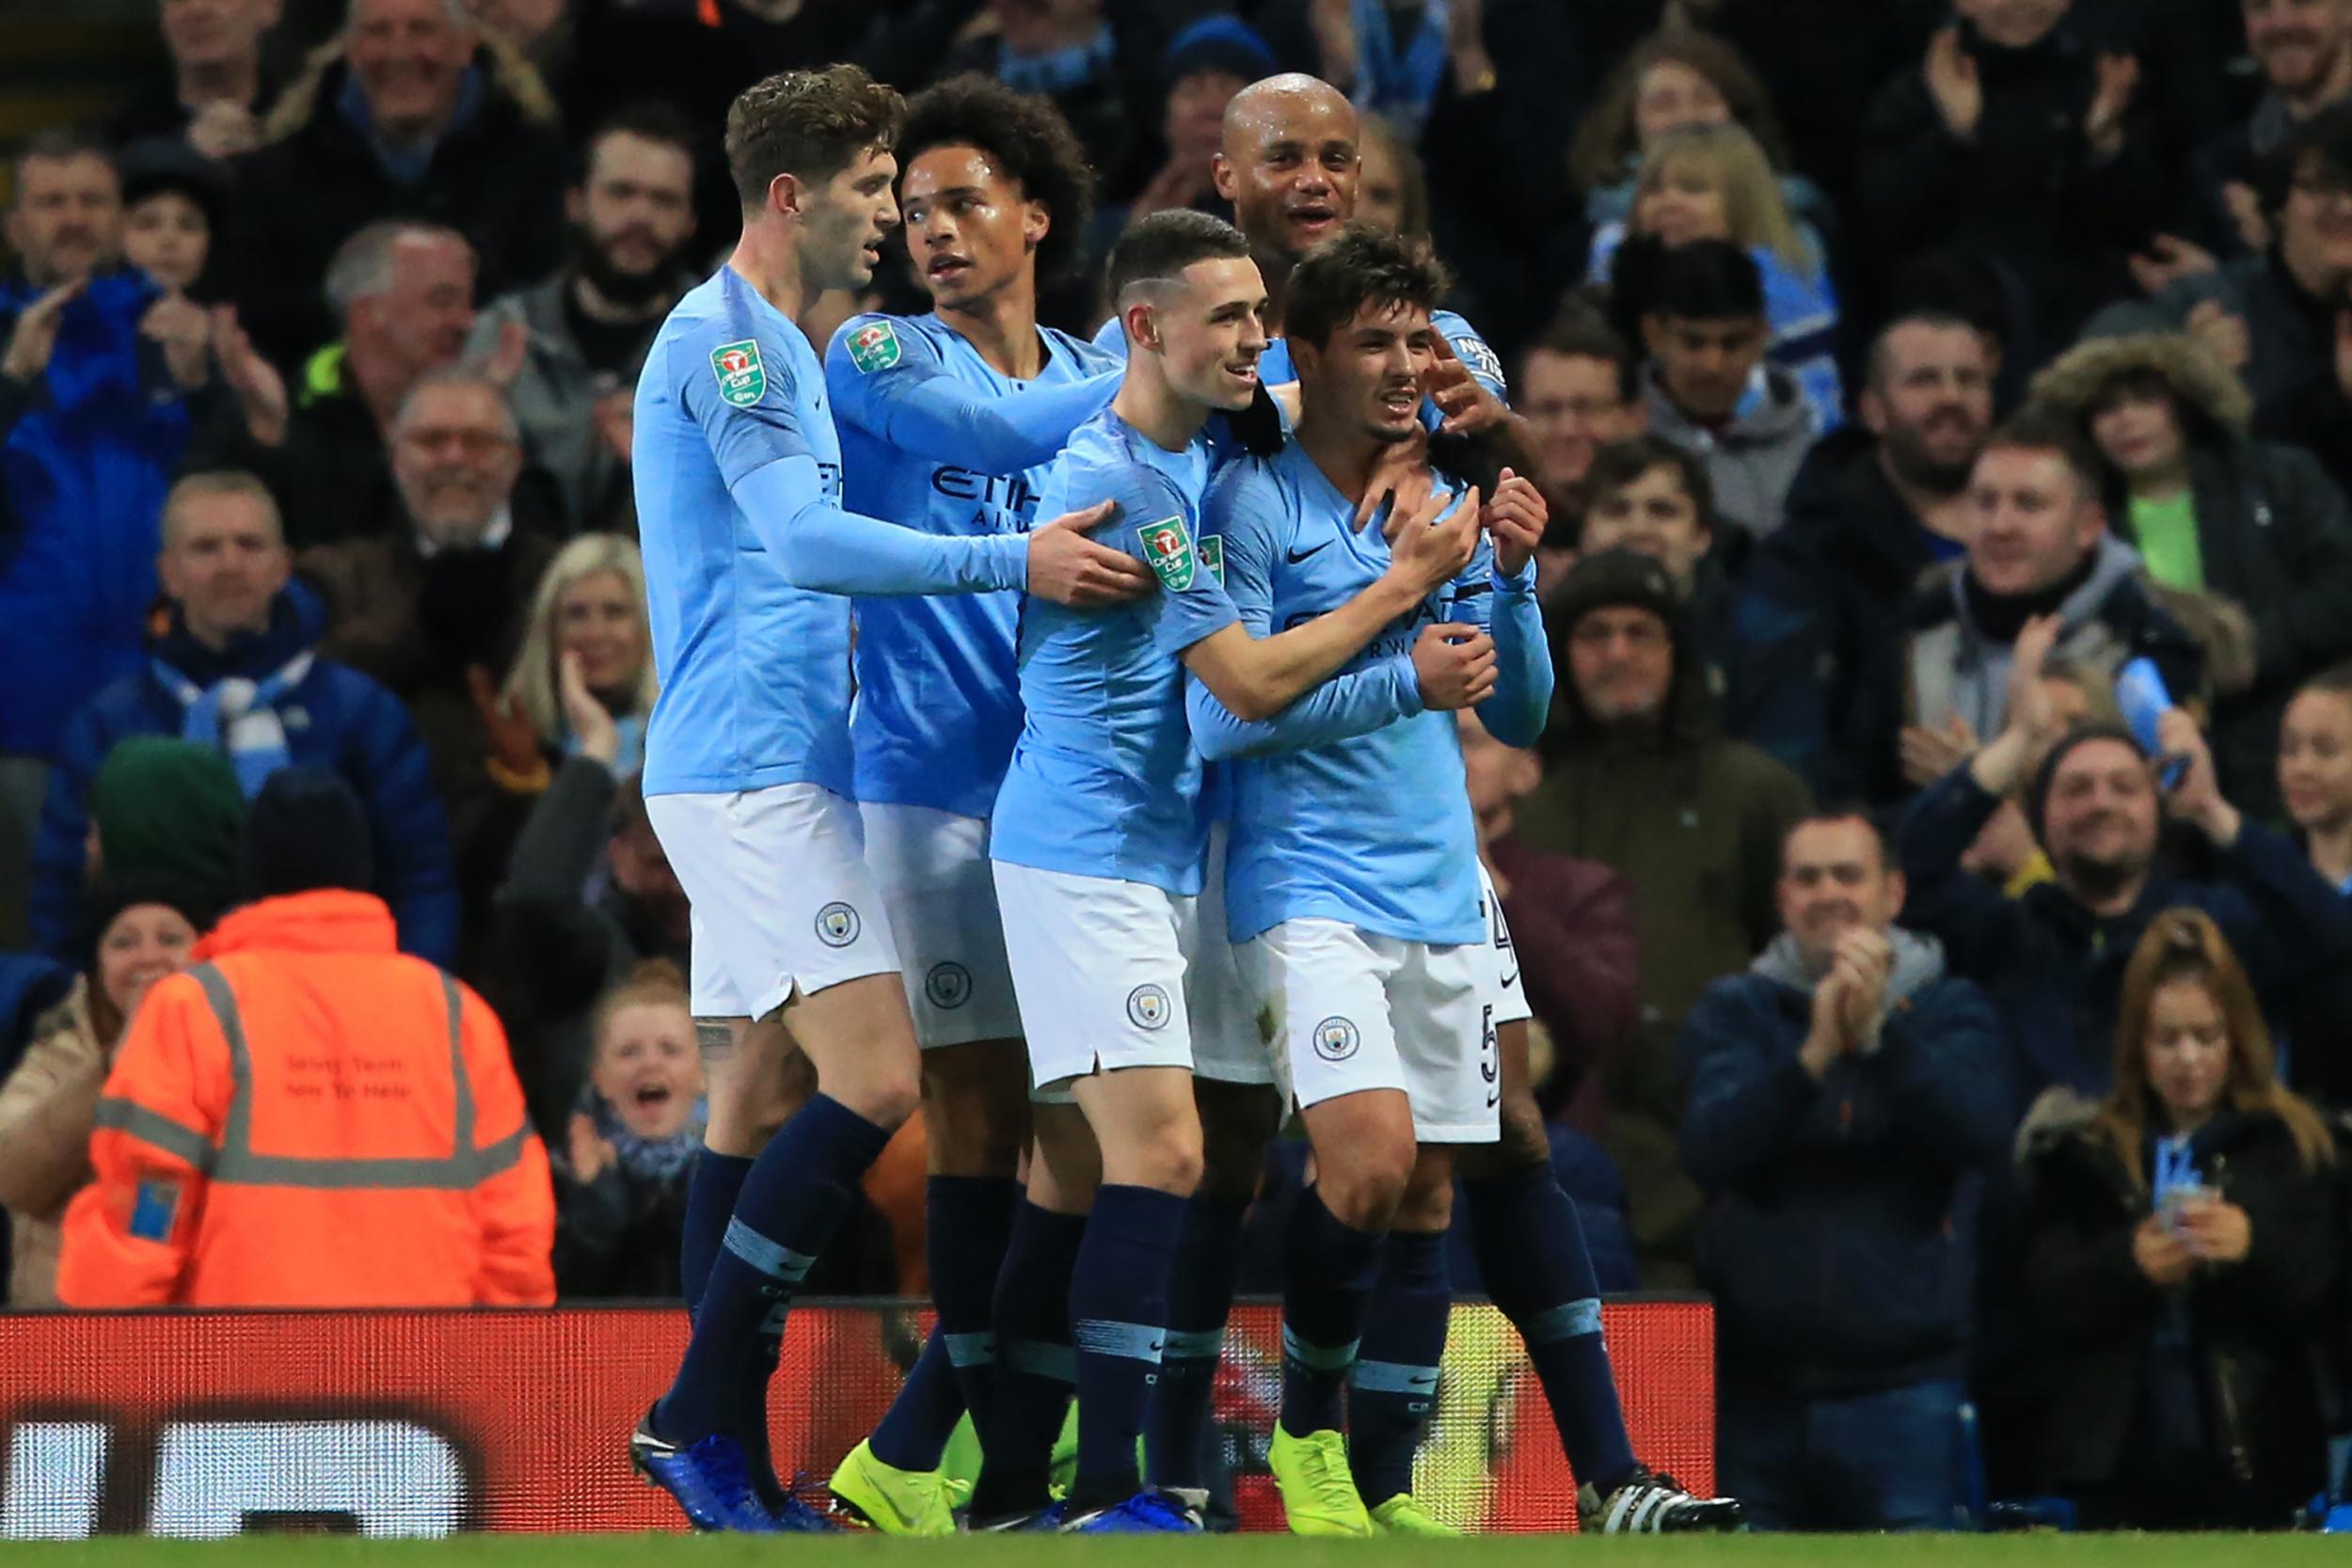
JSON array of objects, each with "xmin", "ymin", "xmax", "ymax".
[
  {"xmin": 1145, "ymin": 1195, "xmax": 1246, "ymax": 1490},
  {"xmin": 1466, "ymin": 1163, "xmax": 1635, "ymax": 1494},
  {"xmin": 969, "ymin": 1199, "xmax": 1088, "ymax": 1519},
  {"xmin": 1068, "ymin": 1183, "xmax": 1187, "ymax": 1509},
  {"xmin": 655, "ymin": 1095, "xmax": 891, "ymax": 1443},
  {"xmin": 930, "ymin": 1175, "xmax": 1021, "ymax": 1429},
  {"xmin": 870, "ymin": 1328, "xmax": 962, "ymax": 1471},
  {"xmin": 1348, "ymin": 1228, "xmax": 1451, "ymax": 1509},
  {"xmin": 680, "ymin": 1149, "xmax": 753, "ymax": 1317},
  {"xmin": 1279, "ymin": 1185, "xmax": 1384, "ymax": 1436}
]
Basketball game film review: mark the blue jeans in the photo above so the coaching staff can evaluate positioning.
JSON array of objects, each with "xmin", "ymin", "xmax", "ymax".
[{"xmin": 1718, "ymin": 1378, "xmax": 1967, "ymax": 1531}]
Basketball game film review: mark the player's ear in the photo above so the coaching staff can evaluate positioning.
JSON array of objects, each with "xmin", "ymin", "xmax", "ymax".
[
  {"xmin": 1210, "ymin": 152, "xmax": 1238, "ymax": 204},
  {"xmin": 766, "ymin": 170, "xmax": 805, "ymax": 221},
  {"xmin": 1023, "ymin": 198, "xmax": 1050, "ymax": 255},
  {"xmin": 1125, "ymin": 299, "xmax": 1162, "ymax": 355}
]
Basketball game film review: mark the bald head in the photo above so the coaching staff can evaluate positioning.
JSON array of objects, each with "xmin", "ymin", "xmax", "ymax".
[{"xmin": 1214, "ymin": 73, "xmax": 1359, "ymax": 261}]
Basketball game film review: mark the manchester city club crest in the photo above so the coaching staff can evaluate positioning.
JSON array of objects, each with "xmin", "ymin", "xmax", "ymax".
[
  {"xmin": 1126, "ymin": 983, "xmax": 1173, "ymax": 1030},
  {"xmin": 709, "ymin": 340, "xmax": 766, "ymax": 407},
  {"xmin": 815, "ymin": 901, "xmax": 861, "ymax": 947},
  {"xmin": 1312, "ymin": 1016, "xmax": 1360, "ymax": 1062},
  {"xmin": 926, "ymin": 961, "xmax": 973, "ymax": 1010}
]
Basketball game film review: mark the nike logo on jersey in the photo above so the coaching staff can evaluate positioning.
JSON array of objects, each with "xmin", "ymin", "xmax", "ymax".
[{"xmin": 1286, "ymin": 539, "xmax": 1335, "ymax": 565}]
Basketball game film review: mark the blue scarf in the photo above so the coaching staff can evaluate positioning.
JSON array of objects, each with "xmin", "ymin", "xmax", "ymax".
[
  {"xmin": 583, "ymin": 1083, "xmax": 707, "ymax": 1186},
  {"xmin": 1353, "ymin": 0, "xmax": 1450, "ymax": 135},
  {"xmin": 997, "ymin": 25, "xmax": 1115, "ymax": 97},
  {"xmin": 151, "ymin": 650, "xmax": 312, "ymax": 798}
]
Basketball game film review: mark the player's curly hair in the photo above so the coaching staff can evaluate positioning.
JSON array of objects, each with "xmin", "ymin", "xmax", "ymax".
[
  {"xmin": 726, "ymin": 65, "xmax": 904, "ymax": 210},
  {"xmin": 1283, "ymin": 224, "xmax": 1453, "ymax": 351},
  {"xmin": 896, "ymin": 74, "xmax": 1097, "ymax": 290}
]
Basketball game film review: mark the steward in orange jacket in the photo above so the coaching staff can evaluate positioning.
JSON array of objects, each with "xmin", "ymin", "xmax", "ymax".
[{"xmin": 58, "ymin": 771, "xmax": 553, "ymax": 1307}]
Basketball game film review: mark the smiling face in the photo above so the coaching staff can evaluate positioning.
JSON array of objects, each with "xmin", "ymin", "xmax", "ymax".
[
  {"xmin": 556, "ymin": 568, "xmax": 647, "ymax": 701},
  {"xmin": 1581, "ymin": 462, "xmax": 1708, "ymax": 587},
  {"xmin": 1777, "ymin": 816, "xmax": 1905, "ymax": 974},
  {"xmin": 97, "ymin": 903, "xmax": 199, "ymax": 1031},
  {"xmin": 1215, "ymin": 81, "xmax": 1359, "ymax": 263},
  {"xmin": 591, "ymin": 1001, "xmax": 703, "ymax": 1140},
  {"xmin": 1293, "ymin": 296, "xmax": 1438, "ymax": 444},
  {"xmin": 1966, "ymin": 444, "xmax": 2104, "ymax": 597},
  {"xmin": 346, "ymin": 0, "xmax": 476, "ymax": 144},
  {"xmin": 901, "ymin": 143, "xmax": 1045, "ymax": 312},
  {"xmin": 2246, "ymin": 0, "xmax": 2352, "ymax": 98},
  {"xmin": 1136, "ymin": 255, "xmax": 1269, "ymax": 411},
  {"xmin": 2279, "ymin": 686, "xmax": 2352, "ymax": 833},
  {"xmin": 2042, "ymin": 737, "xmax": 2160, "ymax": 895},
  {"xmin": 797, "ymin": 146, "xmax": 900, "ymax": 293}
]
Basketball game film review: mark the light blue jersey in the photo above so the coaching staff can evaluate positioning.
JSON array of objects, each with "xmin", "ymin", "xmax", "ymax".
[
  {"xmin": 634, "ymin": 267, "xmax": 852, "ymax": 798},
  {"xmin": 990, "ymin": 406, "xmax": 1242, "ymax": 895},
  {"xmin": 827, "ymin": 313, "xmax": 1120, "ymax": 818},
  {"xmin": 1190, "ymin": 441, "xmax": 1552, "ymax": 946}
]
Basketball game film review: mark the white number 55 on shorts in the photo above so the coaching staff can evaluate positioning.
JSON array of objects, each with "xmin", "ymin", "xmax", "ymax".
[{"xmin": 646, "ymin": 783, "xmax": 902, "ymax": 1021}]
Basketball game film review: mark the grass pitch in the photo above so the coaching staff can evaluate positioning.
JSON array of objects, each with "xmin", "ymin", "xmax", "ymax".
[{"xmin": 7, "ymin": 1535, "xmax": 2344, "ymax": 1568}]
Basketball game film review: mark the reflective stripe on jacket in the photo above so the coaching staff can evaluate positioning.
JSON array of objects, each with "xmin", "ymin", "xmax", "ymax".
[{"xmin": 57, "ymin": 890, "xmax": 554, "ymax": 1307}]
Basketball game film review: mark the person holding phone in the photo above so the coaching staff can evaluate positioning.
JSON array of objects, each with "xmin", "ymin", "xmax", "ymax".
[{"xmin": 2019, "ymin": 909, "xmax": 2341, "ymax": 1529}]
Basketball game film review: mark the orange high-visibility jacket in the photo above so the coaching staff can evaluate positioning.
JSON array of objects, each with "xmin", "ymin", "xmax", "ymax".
[{"xmin": 57, "ymin": 890, "xmax": 555, "ymax": 1307}]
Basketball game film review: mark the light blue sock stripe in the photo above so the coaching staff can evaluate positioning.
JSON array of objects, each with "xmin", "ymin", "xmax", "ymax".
[
  {"xmin": 1350, "ymin": 1359, "xmax": 1442, "ymax": 1395},
  {"xmin": 945, "ymin": 1331, "xmax": 996, "ymax": 1369},
  {"xmin": 723, "ymin": 1217, "xmax": 816, "ymax": 1283},
  {"xmin": 1003, "ymin": 1338, "xmax": 1078, "ymax": 1384},
  {"xmin": 1280, "ymin": 1323, "xmax": 1360, "ymax": 1373},
  {"xmin": 1073, "ymin": 1319, "xmax": 1166, "ymax": 1363},
  {"xmin": 1162, "ymin": 1327, "xmax": 1225, "ymax": 1361},
  {"xmin": 1524, "ymin": 1298, "xmax": 1603, "ymax": 1343}
]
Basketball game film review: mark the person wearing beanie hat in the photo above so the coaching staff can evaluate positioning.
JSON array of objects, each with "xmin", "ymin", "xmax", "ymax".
[
  {"xmin": 84, "ymin": 737, "xmax": 246, "ymax": 906},
  {"xmin": 1511, "ymin": 546, "xmax": 1812, "ymax": 1282},
  {"xmin": 55, "ymin": 764, "xmax": 553, "ymax": 1310},
  {"xmin": 117, "ymin": 137, "xmax": 227, "ymax": 294},
  {"xmin": 1896, "ymin": 615, "xmax": 2352, "ymax": 1114},
  {"xmin": 0, "ymin": 870, "xmax": 213, "ymax": 1306}
]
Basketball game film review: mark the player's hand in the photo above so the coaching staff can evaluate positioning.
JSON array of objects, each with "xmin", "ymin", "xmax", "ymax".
[
  {"xmin": 468, "ymin": 664, "xmax": 546, "ymax": 782},
  {"xmin": 1382, "ymin": 484, "xmax": 1481, "ymax": 597},
  {"xmin": 1422, "ymin": 332, "xmax": 1509, "ymax": 437},
  {"xmin": 557, "ymin": 649, "xmax": 621, "ymax": 767},
  {"xmin": 1410, "ymin": 623, "xmax": 1497, "ymax": 711},
  {"xmin": 1027, "ymin": 500, "xmax": 1152, "ymax": 606},
  {"xmin": 1482, "ymin": 467, "xmax": 1545, "ymax": 577},
  {"xmin": 1354, "ymin": 425, "xmax": 1431, "ymax": 531},
  {"xmin": 2, "ymin": 278, "xmax": 84, "ymax": 384}
]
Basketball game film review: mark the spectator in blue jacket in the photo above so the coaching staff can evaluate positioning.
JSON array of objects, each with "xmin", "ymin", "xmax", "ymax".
[
  {"xmin": 1899, "ymin": 616, "xmax": 2352, "ymax": 1117},
  {"xmin": 0, "ymin": 132, "xmax": 211, "ymax": 945},
  {"xmin": 30, "ymin": 470, "xmax": 457, "ymax": 966},
  {"xmin": 1681, "ymin": 809, "xmax": 2009, "ymax": 1531}
]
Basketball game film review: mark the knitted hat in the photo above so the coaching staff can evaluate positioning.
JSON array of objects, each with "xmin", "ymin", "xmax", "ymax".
[
  {"xmin": 1551, "ymin": 546, "xmax": 1683, "ymax": 639},
  {"xmin": 238, "ymin": 768, "xmax": 373, "ymax": 899},
  {"xmin": 1165, "ymin": 15, "xmax": 1277, "ymax": 86},
  {"xmin": 88, "ymin": 737, "xmax": 246, "ymax": 902},
  {"xmin": 2025, "ymin": 722, "xmax": 2150, "ymax": 844},
  {"xmin": 116, "ymin": 136, "xmax": 230, "ymax": 229}
]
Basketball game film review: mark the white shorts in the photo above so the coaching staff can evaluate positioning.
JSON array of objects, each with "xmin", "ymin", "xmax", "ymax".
[
  {"xmin": 1192, "ymin": 822, "xmax": 1277, "ymax": 1087},
  {"xmin": 1236, "ymin": 918, "xmax": 1499, "ymax": 1144},
  {"xmin": 646, "ymin": 784, "xmax": 901, "ymax": 1020},
  {"xmin": 861, "ymin": 802, "xmax": 1023, "ymax": 1050},
  {"xmin": 993, "ymin": 861, "xmax": 1200, "ymax": 1093},
  {"xmin": 1476, "ymin": 858, "xmax": 1533, "ymax": 1026}
]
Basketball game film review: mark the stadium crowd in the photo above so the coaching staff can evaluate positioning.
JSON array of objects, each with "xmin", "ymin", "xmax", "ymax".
[{"xmin": 5, "ymin": 0, "xmax": 2352, "ymax": 1535}]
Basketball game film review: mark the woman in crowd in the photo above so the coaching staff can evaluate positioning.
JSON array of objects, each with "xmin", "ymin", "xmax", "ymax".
[
  {"xmin": 0, "ymin": 875, "xmax": 209, "ymax": 1305},
  {"xmin": 1567, "ymin": 31, "xmax": 1833, "ymax": 267},
  {"xmin": 2031, "ymin": 333, "xmax": 2352, "ymax": 820},
  {"xmin": 2280, "ymin": 665, "xmax": 2352, "ymax": 897},
  {"xmin": 2021, "ymin": 910, "xmax": 2340, "ymax": 1529},
  {"xmin": 1588, "ymin": 124, "xmax": 1840, "ymax": 420},
  {"xmin": 497, "ymin": 534, "xmax": 660, "ymax": 782},
  {"xmin": 550, "ymin": 961, "xmax": 705, "ymax": 1299}
]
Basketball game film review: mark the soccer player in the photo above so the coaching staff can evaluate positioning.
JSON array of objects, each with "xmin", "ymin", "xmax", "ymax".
[
  {"xmin": 975, "ymin": 209, "xmax": 1481, "ymax": 1533},
  {"xmin": 1187, "ymin": 226, "xmax": 1553, "ymax": 1538},
  {"xmin": 818, "ymin": 76, "xmax": 1123, "ymax": 1535},
  {"xmin": 625, "ymin": 66, "xmax": 1151, "ymax": 1533}
]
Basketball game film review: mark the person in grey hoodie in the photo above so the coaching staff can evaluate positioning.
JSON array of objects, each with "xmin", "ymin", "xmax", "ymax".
[
  {"xmin": 1893, "ymin": 407, "xmax": 2204, "ymax": 796},
  {"xmin": 1631, "ymin": 239, "xmax": 1820, "ymax": 540},
  {"xmin": 1679, "ymin": 808, "xmax": 2008, "ymax": 1531}
]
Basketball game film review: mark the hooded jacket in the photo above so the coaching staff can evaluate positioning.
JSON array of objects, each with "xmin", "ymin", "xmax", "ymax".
[
  {"xmin": 0, "ymin": 270, "xmax": 195, "ymax": 757},
  {"xmin": 2020, "ymin": 1105, "xmax": 2336, "ymax": 1514},
  {"xmin": 1515, "ymin": 586, "xmax": 1813, "ymax": 1275},
  {"xmin": 30, "ymin": 584, "xmax": 458, "ymax": 966},
  {"xmin": 0, "ymin": 975, "xmax": 104, "ymax": 1306},
  {"xmin": 2029, "ymin": 332, "xmax": 2352, "ymax": 816},
  {"xmin": 1642, "ymin": 360, "xmax": 1819, "ymax": 540},
  {"xmin": 222, "ymin": 42, "xmax": 569, "ymax": 372},
  {"xmin": 1679, "ymin": 929, "xmax": 2010, "ymax": 1397},
  {"xmin": 1905, "ymin": 533, "xmax": 2206, "ymax": 748}
]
